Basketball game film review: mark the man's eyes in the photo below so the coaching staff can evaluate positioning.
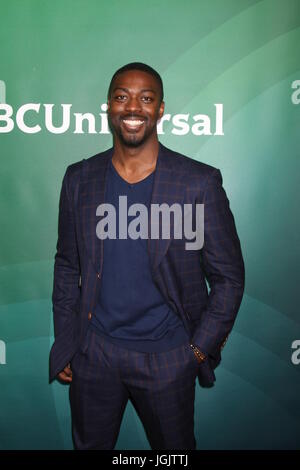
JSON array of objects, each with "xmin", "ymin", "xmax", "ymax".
[{"xmin": 114, "ymin": 95, "xmax": 153, "ymax": 102}]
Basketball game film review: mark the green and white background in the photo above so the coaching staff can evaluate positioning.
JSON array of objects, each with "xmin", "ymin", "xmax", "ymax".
[{"xmin": 0, "ymin": 0, "xmax": 299, "ymax": 449}]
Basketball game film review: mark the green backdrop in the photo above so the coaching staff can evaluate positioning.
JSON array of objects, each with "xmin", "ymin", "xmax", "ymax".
[{"xmin": 0, "ymin": 0, "xmax": 299, "ymax": 449}]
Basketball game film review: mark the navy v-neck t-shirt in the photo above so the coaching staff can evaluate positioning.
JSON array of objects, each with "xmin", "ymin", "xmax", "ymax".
[{"xmin": 89, "ymin": 158, "xmax": 189, "ymax": 352}]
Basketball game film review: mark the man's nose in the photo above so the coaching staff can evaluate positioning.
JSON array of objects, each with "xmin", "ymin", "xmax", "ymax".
[{"xmin": 125, "ymin": 96, "xmax": 141, "ymax": 113}]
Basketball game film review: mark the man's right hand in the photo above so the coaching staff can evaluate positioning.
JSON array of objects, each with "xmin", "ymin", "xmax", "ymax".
[{"xmin": 57, "ymin": 363, "xmax": 73, "ymax": 383}]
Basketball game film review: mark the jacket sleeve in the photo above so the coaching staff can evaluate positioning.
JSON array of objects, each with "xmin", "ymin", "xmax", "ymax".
[
  {"xmin": 191, "ymin": 168, "xmax": 245, "ymax": 358},
  {"xmin": 52, "ymin": 166, "xmax": 81, "ymax": 338}
]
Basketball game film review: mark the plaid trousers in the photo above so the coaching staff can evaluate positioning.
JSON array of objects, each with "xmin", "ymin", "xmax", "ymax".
[{"xmin": 69, "ymin": 327, "xmax": 199, "ymax": 450}]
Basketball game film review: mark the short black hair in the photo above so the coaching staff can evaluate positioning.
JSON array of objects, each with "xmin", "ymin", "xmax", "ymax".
[{"xmin": 107, "ymin": 62, "xmax": 164, "ymax": 102}]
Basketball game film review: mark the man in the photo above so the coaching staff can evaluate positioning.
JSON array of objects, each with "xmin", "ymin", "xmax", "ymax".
[{"xmin": 49, "ymin": 62, "xmax": 245, "ymax": 450}]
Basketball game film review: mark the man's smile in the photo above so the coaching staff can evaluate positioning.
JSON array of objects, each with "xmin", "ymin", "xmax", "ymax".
[{"xmin": 121, "ymin": 117, "xmax": 145, "ymax": 132}]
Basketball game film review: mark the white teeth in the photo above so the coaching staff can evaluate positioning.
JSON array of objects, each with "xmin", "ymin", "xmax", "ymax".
[{"xmin": 123, "ymin": 119, "xmax": 144, "ymax": 125}]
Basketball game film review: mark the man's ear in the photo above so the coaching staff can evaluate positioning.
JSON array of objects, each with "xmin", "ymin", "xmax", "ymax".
[
  {"xmin": 158, "ymin": 100, "xmax": 165, "ymax": 119},
  {"xmin": 107, "ymin": 100, "xmax": 110, "ymax": 111}
]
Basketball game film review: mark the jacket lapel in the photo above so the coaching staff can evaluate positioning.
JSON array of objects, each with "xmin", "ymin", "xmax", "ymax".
[
  {"xmin": 79, "ymin": 143, "xmax": 186, "ymax": 276},
  {"xmin": 147, "ymin": 143, "xmax": 186, "ymax": 273},
  {"xmin": 79, "ymin": 147, "xmax": 113, "ymax": 276}
]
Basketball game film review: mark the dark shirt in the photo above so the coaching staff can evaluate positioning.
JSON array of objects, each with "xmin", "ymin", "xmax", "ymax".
[{"xmin": 89, "ymin": 158, "xmax": 189, "ymax": 352}]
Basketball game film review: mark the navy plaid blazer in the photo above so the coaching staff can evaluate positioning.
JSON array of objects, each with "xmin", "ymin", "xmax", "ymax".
[{"xmin": 49, "ymin": 142, "xmax": 245, "ymax": 386}]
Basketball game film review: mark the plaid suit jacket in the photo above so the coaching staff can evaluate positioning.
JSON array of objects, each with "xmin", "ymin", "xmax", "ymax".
[{"xmin": 49, "ymin": 142, "xmax": 245, "ymax": 386}]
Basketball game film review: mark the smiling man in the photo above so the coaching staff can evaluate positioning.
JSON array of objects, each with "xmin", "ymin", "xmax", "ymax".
[{"xmin": 49, "ymin": 62, "xmax": 245, "ymax": 450}]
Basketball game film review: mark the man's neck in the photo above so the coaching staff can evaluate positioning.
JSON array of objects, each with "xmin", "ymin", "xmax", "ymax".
[{"xmin": 111, "ymin": 138, "xmax": 159, "ymax": 183}]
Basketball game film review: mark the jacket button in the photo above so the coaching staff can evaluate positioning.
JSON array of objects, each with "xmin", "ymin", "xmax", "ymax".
[
  {"xmin": 88, "ymin": 312, "xmax": 92, "ymax": 320},
  {"xmin": 97, "ymin": 273, "xmax": 101, "ymax": 279}
]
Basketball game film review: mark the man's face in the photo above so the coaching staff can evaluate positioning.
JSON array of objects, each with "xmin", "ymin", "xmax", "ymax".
[{"xmin": 107, "ymin": 70, "xmax": 164, "ymax": 147}]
